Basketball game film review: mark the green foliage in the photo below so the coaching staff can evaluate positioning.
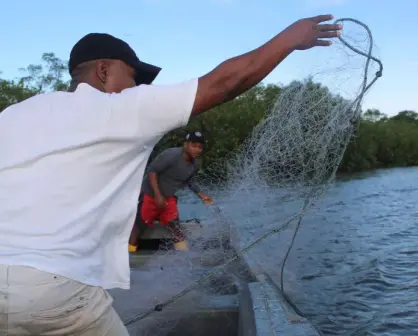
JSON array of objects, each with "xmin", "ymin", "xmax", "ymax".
[
  {"xmin": 0, "ymin": 79, "xmax": 38, "ymax": 112},
  {"xmin": 362, "ymin": 108, "xmax": 387, "ymax": 122},
  {"xmin": 1, "ymin": 53, "xmax": 417, "ymax": 174},
  {"xmin": 390, "ymin": 110, "xmax": 418, "ymax": 124},
  {"xmin": 0, "ymin": 52, "xmax": 69, "ymax": 113},
  {"xmin": 18, "ymin": 52, "xmax": 70, "ymax": 92},
  {"xmin": 340, "ymin": 112, "xmax": 418, "ymax": 171}
]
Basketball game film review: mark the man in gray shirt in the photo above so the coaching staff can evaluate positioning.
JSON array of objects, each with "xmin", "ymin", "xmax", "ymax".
[{"xmin": 129, "ymin": 131, "xmax": 213, "ymax": 252}]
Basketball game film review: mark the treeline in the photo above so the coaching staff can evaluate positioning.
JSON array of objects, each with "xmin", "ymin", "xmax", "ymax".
[
  {"xmin": 1, "ymin": 53, "xmax": 417, "ymax": 174},
  {"xmin": 340, "ymin": 109, "xmax": 418, "ymax": 171}
]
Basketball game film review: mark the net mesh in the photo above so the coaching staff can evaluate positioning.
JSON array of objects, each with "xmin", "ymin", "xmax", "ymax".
[{"xmin": 119, "ymin": 18, "xmax": 383, "ymax": 335}]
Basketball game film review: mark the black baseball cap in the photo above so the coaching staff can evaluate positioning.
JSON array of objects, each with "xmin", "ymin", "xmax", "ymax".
[
  {"xmin": 185, "ymin": 131, "xmax": 205, "ymax": 144},
  {"xmin": 69, "ymin": 33, "xmax": 161, "ymax": 85}
]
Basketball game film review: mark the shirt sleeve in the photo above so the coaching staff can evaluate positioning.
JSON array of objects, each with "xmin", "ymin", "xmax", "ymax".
[{"xmin": 107, "ymin": 79, "xmax": 198, "ymax": 140}]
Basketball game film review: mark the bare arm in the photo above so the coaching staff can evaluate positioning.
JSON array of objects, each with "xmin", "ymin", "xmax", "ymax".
[
  {"xmin": 187, "ymin": 173, "xmax": 213, "ymax": 204},
  {"xmin": 187, "ymin": 179, "xmax": 201, "ymax": 195},
  {"xmin": 191, "ymin": 15, "xmax": 342, "ymax": 116},
  {"xmin": 148, "ymin": 172, "xmax": 163, "ymax": 199},
  {"xmin": 106, "ymin": 15, "xmax": 341, "ymax": 141}
]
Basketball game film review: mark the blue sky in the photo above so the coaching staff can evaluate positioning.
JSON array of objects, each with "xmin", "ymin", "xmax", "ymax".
[{"xmin": 1, "ymin": 0, "xmax": 416, "ymax": 116}]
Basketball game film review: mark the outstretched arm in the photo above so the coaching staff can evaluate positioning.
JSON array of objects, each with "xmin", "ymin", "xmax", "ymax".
[
  {"xmin": 187, "ymin": 178, "xmax": 201, "ymax": 196},
  {"xmin": 188, "ymin": 178, "xmax": 213, "ymax": 205},
  {"xmin": 108, "ymin": 15, "xmax": 341, "ymax": 141},
  {"xmin": 191, "ymin": 15, "xmax": 342, "ymax": 116},
  {"xmin": 188, "ymin": 180, "xmax": 213, "ymax": 204}
]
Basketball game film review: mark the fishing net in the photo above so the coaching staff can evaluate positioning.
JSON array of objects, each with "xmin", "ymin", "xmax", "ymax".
[{"xmin": 117, "ymin": 18, "xmax": 383, "ymax": 335}]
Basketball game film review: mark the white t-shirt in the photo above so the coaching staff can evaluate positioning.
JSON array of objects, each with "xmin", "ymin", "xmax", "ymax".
[{"xmin": 0, "ymin": 80, "xmax": 198, "ymax": 289}]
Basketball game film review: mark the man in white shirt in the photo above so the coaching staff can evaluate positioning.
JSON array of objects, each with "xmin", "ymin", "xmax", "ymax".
[{"xmin": 0, "ymin": 15, "xmax": 341, "ymax": 335}]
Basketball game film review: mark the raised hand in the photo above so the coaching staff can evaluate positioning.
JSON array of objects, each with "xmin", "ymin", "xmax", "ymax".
[{"xmin": 283, "ymin": 15, "xmax": 343, "ymax": 51}]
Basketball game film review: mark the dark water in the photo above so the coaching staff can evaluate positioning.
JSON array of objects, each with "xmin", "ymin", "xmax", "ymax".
[{"xmin": 179, "ymin": 166, "xmax": 418, "ymax": 336}]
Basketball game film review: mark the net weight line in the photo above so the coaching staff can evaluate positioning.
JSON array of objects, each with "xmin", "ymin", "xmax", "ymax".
[{"xmin": 124, "ymin": 17, "xmax": 383, "ymax": 328}]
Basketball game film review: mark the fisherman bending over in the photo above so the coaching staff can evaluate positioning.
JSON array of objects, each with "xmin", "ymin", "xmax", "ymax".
[{"xmin": 129, "ymin": 131, "xmax": 213, "ymax": 252}]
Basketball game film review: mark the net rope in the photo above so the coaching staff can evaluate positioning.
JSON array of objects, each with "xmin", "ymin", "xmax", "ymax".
[{"xmin": 122, "ymin": 17, "xmax": 383, "ymax": 334}]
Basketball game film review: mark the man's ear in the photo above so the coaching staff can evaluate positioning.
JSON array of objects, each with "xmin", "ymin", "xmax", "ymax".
[{"xmin": 95, "ymin": 60, "xmax": 109, "ymax": 84}]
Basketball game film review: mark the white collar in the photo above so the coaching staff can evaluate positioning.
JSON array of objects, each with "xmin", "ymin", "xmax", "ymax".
[{"xmin": 75, "ymin": 83, "xmax": 101, "ymax": 93}]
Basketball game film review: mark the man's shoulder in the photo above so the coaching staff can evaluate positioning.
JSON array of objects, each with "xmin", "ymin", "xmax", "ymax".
[
  {"xmin": 0, "ymin": 91, "xmax": 78, "ymax": 124},
  {"xmin": 2, "ymin": 87, "xmax": 102, "ymax": 115},
  {"xmin": 2, "ymin": 91, "xmax": 60, "ymax": 112},
  {"xmin": 161, "ymin": 147, "xmax": 183, "ymax": 157}
]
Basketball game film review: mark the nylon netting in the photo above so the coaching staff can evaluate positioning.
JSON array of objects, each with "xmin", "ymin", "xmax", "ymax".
[{"xmin": 119, "ymin": 18, "xmax": 383, "ymax": 335}]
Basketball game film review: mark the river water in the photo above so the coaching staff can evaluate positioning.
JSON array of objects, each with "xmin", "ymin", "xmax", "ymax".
[{"xmin": 179, "ymin": 166, "xmax": 418, "ymax": 336}]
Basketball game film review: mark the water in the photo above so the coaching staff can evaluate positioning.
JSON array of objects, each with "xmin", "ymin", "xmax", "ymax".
[{"xmin": 178, "ymin": 166, "xmax": 418, "ymax": 336}]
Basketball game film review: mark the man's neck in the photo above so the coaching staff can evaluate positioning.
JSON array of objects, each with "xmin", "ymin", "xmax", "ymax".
[
  {"xmin": 68, "ymin": 76, "xmax": 102, "ymax": 93},
  {"xmin": 182, "ymin": 149, "xmax": 193, "ymax": 163},
  {"xmin": 67, "ymin": 79, "xmax": 80, "ymax": 92}
]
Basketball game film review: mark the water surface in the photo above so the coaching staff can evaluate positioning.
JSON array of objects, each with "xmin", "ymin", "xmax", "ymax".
[{"xmin": 179, "ymin": 166, "xmax": 418, "ymax": 335}]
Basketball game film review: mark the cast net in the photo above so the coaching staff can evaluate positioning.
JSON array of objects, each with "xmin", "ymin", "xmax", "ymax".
[{"xmin": 116, "ymin": 18, "xmax": 383, "ymax": 335}]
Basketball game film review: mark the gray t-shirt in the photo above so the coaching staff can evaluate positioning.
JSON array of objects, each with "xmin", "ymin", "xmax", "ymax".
[{"xmin": 141, "ymin": 147, "xmax": 201, "ymax": 198}]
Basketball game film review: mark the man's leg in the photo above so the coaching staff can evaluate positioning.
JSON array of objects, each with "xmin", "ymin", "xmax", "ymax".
[
  {"xmin": 128, "ymin": 225, "xmax": 140, "ymax": 252},
  {"xmin": 129, "ymin": 193, "xmax": 144, "ymax": 252},
  {"xmin": 129, "ymin": 194, "xmax": 158, "ymax": 252},
  {"xmin": 161, "ymin": 197, "xmax": 188, "ymax": 251},
  {"xmin": 129, "ymin": 218, "xmax": 150, "ymax": 252},
  {"xmin": 2, "ymin": 265, "xmax": 129, "ymax": 336},
  {"xmin": 168, "ymin": 219, "xmax": 188, "ymax": 251}
]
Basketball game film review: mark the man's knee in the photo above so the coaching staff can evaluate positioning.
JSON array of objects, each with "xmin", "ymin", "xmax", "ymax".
[{"xmin": 79, "ymin": 305, "xmax": 129, "ymax": 336}]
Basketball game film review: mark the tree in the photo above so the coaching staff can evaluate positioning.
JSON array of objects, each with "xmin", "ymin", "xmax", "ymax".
[
  {"xmin": 390, "ymin": 110, "xmax": 418, "ymax": 124},
  {"xmin": 0, "ymin": 78, "xmax": 38, "ymax": 112},
  {"xmin": 0, "ymin": 52, "xmax": 69, "ymax": 113},
  {"xmin": 362, "ymin": 108, "xmax": 387, "ymax": 122},
  {"xmin": 18, "ymin": 52, "xmax": 70, "ymax": 93}
]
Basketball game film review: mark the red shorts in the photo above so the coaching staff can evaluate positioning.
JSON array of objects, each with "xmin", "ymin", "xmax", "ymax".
[{"xmin": 140, "ymin": 193, "xmax": 179, "ymax": 226}]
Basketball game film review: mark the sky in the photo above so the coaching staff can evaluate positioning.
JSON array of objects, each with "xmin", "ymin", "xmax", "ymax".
[{"xmin": 1, "ymin": 0, "xmax": 416, "ymax": 116}]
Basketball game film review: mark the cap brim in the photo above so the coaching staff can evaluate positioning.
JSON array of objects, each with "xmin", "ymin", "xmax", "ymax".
[
  {"xmin": 186, "ymin": 137, "xmax": 205, "ymax": 144},
  {"xmin": 130, "ymin": 60, "xmax": 162, "ymax": 85}
]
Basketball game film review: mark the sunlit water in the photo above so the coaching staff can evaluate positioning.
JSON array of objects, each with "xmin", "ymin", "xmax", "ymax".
[{"xmin": 178, "ymin": 166, "xmax": 418, "ymax": 336}]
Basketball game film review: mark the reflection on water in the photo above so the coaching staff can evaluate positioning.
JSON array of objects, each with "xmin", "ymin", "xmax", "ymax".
[{"xmin": 179, "ymin": 166, "xmax": 418, "ymax": 335}]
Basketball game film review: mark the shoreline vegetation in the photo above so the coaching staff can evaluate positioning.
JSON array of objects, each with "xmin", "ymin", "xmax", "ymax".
[{"xmin": 1, "ymin": 53, "xmax": 417, "ymax": 176}]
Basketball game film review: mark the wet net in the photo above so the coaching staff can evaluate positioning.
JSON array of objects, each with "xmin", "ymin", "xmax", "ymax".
[{"xmin": 119, "ymin": 18, "xmax": 383, "ymax": 335}]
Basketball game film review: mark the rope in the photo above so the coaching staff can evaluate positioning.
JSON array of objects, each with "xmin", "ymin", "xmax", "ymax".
[
  {"xmin": 272, "ymin": 17, "xmax": 383, "ymax": 329},
  {"xmin": 124, "ymin": 17, "xmax": 384, "ymax": 328},
  {"xmin": 334, "ymin": 18, "xmax": 383, "ymax": 121}
]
